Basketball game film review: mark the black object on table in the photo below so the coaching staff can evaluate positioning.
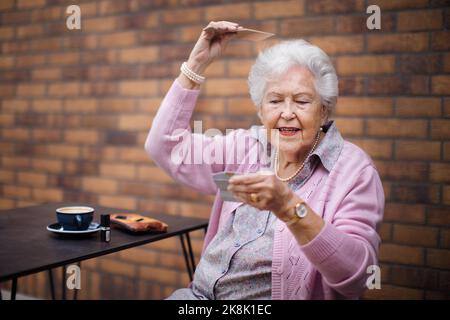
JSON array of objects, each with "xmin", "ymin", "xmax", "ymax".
[{"xmin": 0, "ymin": 203, "xmax": 208, "ymax": 300}]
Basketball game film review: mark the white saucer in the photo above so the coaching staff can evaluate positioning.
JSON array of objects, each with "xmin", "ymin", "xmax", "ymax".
[{"xmin": 47, "ymin": 222, "xmax": 101, "ymax": 234}]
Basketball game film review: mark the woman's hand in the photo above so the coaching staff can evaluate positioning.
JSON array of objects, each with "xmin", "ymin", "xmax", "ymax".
[
  {"xmin": 187, "ymin": 21, "xmax": 240, "ymax": 75},
  {"xmin": 227, "ymin": 171, "xmax": 297, "ymax": 220}
]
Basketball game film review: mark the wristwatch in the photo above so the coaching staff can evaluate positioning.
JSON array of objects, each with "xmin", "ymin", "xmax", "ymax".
[{"xmin": 284, "ymin": 201, "xmax": 308, "ymax": 227}]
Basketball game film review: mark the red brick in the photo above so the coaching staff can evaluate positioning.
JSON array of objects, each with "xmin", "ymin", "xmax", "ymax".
[
  {"xmin": 82, "ymin": 177, "xmax": 118, "ymax": 195},
  {"xmin": 430, "ymin": 120, "xmax": 450, "ymax": 139},
  {"xmin": 162, "ymin": 7, "xmax": 203, "ymax": 25},
  {"xmin": 254, "ymin": 0, "xmax": 304, "ymax": 19},
  {"xmin": 348, "ymin": 138, "xmax": 393, "ymax": 159},
  {"xmin": 306, "ymin": 0, "xmax": 364, "ymax": 13},
  {"xmin": 119, "ymin": 147, "xmax": 153, "ymax": 164},
  {"xmin": 30, "ymin": 6, "xmax": 62, "ymax": 23},
  {"xmin": 0, "ymin": 199, "xmax": 15, "ymax": 210},
  {"xmin": 384, "ymin": 203, "xmax": 426, "ymax": 224},
  {"xmin": 431, "ymin": 31, "xmax": 450, "ymax": 51},
  {"xmin": 64, "ymin": 129, "xmax": 99, "ymax": 145},
  {"xmin": 0, "ymin": 56, "xmax": 14, "ymax": 69},
  {"xmin": 100, "ymin": 163, "xmax": 136, "ymax": 180},
  {"xmin": 48, "ymin": 52, "xmax": 80, "ymax": 65},
  {"xmin": 99, "ymin": 259, "xmax": 135, "ymax": 277},
  {"xmin": 370, "ymin": 0, "xmax": 429, "ymax": 10},
  {"xmin": 64, "ymin": 99, "xmax": 97, "ymax": 113},
  {"xmin": 393, "ymin": 225, "xmax": 439, "ymax": 247},
  {"xmin": 120, "ymin": 248, "xmax": 158, "ymax": 265},
  {"xmin": 227, "ymin": 60, "xmax": 252, "ymax": 77},
  {"xmin": 445, "ymin": 98, "xmax": 450, "ymax": 117},
  {"xmin": 395, "ymin": 141, "xmax": 441, "ymax": 161},
  {"xmin": 391, "ymin": 184, "xmax": 440, "ymax": 204},
  {"xmin": 31, "ymin": 99, "xmax": 63, "ymax": 113},
  {"xmin": 396, "ymin": 97, "xmax": 442, "ymax": 117},
  {"xmin": 432, "ymin": 76, "xmax": 450, "ymax": 95},
  {"xmin": 280, "ymin": 17, "xmax": 334, "ymax": 36},
  {"xmin": 204, "ymin": 79, "xmax": 249, "ymax": 96},
  {"xmin": 337, "ymin": 55, "xmax": 395, "ymax": 75},
  {"xmin": 17, "ymin": 172, "xmax": 47, "ymax": 187},
  {"xmin": 2, "ymin": 128, "xmax": 31, "ymax": 141},
  {"xmin": 118, "ymin": 114, "xmax": 153, "ymax": 131},
  {"xmin": 31, "ymin": 158, "xmax": 63, "ymax": 174},
  {"xmin": 3, "ymin": 185, "xmax": 31, "ymax": 200},
  {"xmin": 47, "ymin": 144, "xmax": 80, "ymax": 160},
  {"xmin": 137, "ymin": 166, "xmax": 173, "ymax": 184},
  {"xmin": 227, "ymin": 97, "xmax": 256, "ymax": 115},
  {"xmin": 375, "ymin": 160, "xmax": 427, "ymax": 181},
  {"xmin": 17, "ymin": 24, "xmax": 44, "ymax": 39},
  {"xmin": 444, "ymin": 186, "xmax": 450, "ymax": 205},
  {"xmin": 367, "ymin": 119, "xmax": 427, "ymax": 138},
  {"xmin": 84, "ymin": 17, "xmax": 118, "ymax": 32},
  {"xmin": 0, "ymin": 114, "xmax": 14, "ymax": 127},
  {"xmin": 17, "ymin": 0, "xmax": 46, "ymax": 9},
  {"xmin": 118, "ymin": 81, "xmax": 158, "ymax": 97},
  {"xmin": 99, "ymin": 31, "xmax": 136, "ymax": 48},
  {"xmin": 0, "ymin": 169, "xmax": 15, "ymax": 184},
  {"xmin": 0, "ymin": 26, "xmax": 14, "ymax": 40},
  {"xmin": 390, "ymin": 266, "xmax": 439, "ymax": 290},
  {"xmin": 333, "ymin": 118, "xmax": 364, "ymax": 136},
  {"xmin": 441, "ymin": 229, "xmax": 450, "ymax": 249},
  {"xmin": 0, "ymin": 0, "xmax": 14, "ymax": 11},
  {"xmin": 430, "ymin": 163, "xmax": 450, "ymax": 183},
  {"xmin": 31, "ymin": 67, "xmax": 61, "ymax": 81},
  {"xmin": 379, "ymin": 243, "xmax": 424, "ymax": 265},
  {"xmin": 206, "ymin": 3, "xmax": 251, "ymax": 20},
  {"xmin": 118, "ymin": 47, "xmax": 159, "ymax": 64},
  {"xmin": 399, "ymin": 54, "xmax": 441, "ymax": 74},
  {"xmin": 15, "ymin": 54, "xmax": 46, "ymax": 68},
  {"xmin": 336, "ymin": 97, "xmax": 393, "ymax": 116},
  {"xmin": 98, "ymin": 195, "xmax": 137, "ymax": 211},
  {"xmin": 139, "ymin": 266, "xmax": 179, "ymax": 284},
  {"xmin": 195, "ymin": 98, "xmax": 225, "ymax": 115},
  {"xmin": 32, "ymin": 188, "xmax": 63, "ymax": 202},
  {"xmin": 17, "ymin": 84, "xmax": 46, "ymax": 97},
  {"xmin": 428, "ymin": 206, "xmax": 450, "ymax": 227},
  {"xmin": 367, "ymin": 33, "xmax": 429, "ymax": 53},
  {"xmin": 427, "ymin": 249, "xmax": 450, "ymax": 269},
  {"xmin": 445, "ymin": 142, "xmax": 450, "ymax": 161},
  {"xmin": 397, "ymin": 9, "xmax": 443, "ymax": 31},
  {"xmin": 48, "ymin": 82, "xmax": 80, "ymax": 97},
  {"xmin": 309, "ymin": 35, "xmax": 364, "ymax": 55}
]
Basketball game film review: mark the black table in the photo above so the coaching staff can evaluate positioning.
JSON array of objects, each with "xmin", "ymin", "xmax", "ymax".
[{"xmin": 0, "ymin": 203, "xmax": 208, "ymax": 300}]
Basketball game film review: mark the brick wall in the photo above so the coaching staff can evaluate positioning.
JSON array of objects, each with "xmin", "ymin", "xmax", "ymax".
[{"xmin": 0, "ymin": 0, "xmax": 449, "ymax": 300}]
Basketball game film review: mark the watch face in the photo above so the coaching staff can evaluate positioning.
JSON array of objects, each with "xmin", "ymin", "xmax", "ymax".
[{"xmin": 295, "ymin": 203, "xmax": 307, "ymax": 218}]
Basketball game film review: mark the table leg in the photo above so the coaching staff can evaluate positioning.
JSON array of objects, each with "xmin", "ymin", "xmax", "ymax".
[
  {"xmin": 48, "ymin": 269, "xmax": 56, "ymax": 300},
  {"xmin": 11, "ymin": 277, "xmax": 17, "ymax": 300},
  {"xmin": 185, "ymin": 232, "xmax": 196, "ymax": 273},
  {"xmin": 179, "ymin": 234, "xmax": 193, "ymax": 281}
]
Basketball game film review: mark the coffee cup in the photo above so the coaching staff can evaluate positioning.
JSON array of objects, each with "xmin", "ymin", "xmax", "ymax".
[{"xmin": 56, "ymin": 206, "xmax": 94, "ymax": 231}]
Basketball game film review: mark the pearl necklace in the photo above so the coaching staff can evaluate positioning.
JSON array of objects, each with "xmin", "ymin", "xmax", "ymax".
[{"xmin": 274, "ymin": 128, "xmax": 322, "ymax": 182}]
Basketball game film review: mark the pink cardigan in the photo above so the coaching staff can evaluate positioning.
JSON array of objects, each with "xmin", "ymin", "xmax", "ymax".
[{"xmin": 145, "ymin": 79, "xmax": 385, "ymax": 300}]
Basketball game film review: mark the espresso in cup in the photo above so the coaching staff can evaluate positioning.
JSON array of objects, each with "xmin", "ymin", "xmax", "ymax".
[{"xmin": 56, "ymin": 206, "xmax": 94, "ymax": 231}]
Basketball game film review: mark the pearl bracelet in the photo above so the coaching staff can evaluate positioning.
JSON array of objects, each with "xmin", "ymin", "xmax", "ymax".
[{"xmin": 180, "ymin": 62, "xmax": 205, "ymax": 84}]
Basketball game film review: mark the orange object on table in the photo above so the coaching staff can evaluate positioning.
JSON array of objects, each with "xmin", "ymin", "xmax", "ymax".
[{"xmin": 110, "ymin": 213, "xmax": 168, "ymax": 233}]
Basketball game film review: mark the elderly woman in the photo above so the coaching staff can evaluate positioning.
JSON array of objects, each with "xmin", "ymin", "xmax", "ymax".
[{"xmin": 145, "ymin": 21, "xmax": 384, "ymax": 300}]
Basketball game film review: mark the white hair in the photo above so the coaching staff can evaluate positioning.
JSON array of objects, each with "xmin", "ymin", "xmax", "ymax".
[{"xmin": 248, "ymin": 39, "xmax": 338, "ymax": 116}]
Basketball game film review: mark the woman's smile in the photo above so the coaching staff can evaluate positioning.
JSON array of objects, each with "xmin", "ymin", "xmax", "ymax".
[{"xmin": 277, "ymin": 126, "xmax": 302, "ymax": 137}]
